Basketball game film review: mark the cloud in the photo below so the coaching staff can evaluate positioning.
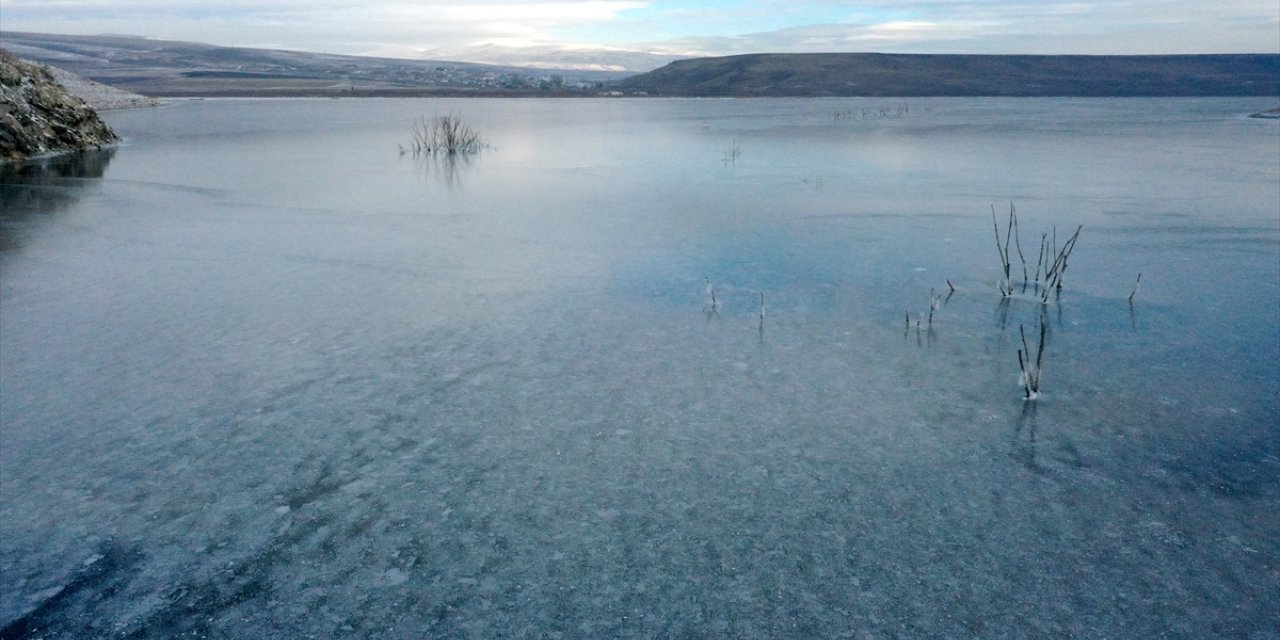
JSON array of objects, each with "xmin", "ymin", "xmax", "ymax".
[
  {"xmin": 0, "ymin": 1, "xmax": 648, "ymax": 49},
  {"xmin": 0, "ymin": 0, "xmax": 1275, "ymax": 70},
  {"xmin": 640, "ymin": 1, "xmax": 1280, "ymax": 58},
  {"xmin": 435, "ymin": 1, "xmax": 646, "ymax": 23}
]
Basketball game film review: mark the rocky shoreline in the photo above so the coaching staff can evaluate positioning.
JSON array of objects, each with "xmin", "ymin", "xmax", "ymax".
[
  {"xmin": 0, "ymin": 50, "xmax": 120, "ymax": 162},
  {"xmin": 45, "ymin": 65, "xmax": 163, "ymax": 111}
]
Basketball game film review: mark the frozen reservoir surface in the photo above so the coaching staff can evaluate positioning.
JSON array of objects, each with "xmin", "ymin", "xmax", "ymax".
[{"xmin": 1, "ymin": 98, "xmax": 1277, "ymax": 638}]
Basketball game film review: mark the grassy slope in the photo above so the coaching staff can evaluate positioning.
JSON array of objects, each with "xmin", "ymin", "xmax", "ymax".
[
  {"xmin": 618, "ymin": 53, "xmax": 1280, "ymax": 97},
  {"xmin": 0, "ymin": 31, "xmax": 624, "ymax": 97}
]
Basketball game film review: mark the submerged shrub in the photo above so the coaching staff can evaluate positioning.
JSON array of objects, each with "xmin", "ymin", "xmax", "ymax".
[{"xmin": 405, "ymin": 113, "xmax": 487, "ymax": 156}]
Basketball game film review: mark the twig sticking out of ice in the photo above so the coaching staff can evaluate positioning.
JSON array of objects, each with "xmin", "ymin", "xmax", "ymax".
[
  {"xmin": 704, "ymin": 277, "xmax": 720, "ymax": 315},
  {"xmin": 992, "ymin": 204, "xmax": 1015, "ymax": 297},
  {"xmin": 1017, "ymin": 319, "xmax": 1047, "ymax": 400},
  {"xmin": 1041, "ymin": 224, "xmax": 1083, "ymax": 303},
  {"xmin": 928, "ymin": 288, "xmax": 942, "ymax": 327},
  {"xmin": 991, "ymin": 203, "xmax": 1083, "ymax": 303}
]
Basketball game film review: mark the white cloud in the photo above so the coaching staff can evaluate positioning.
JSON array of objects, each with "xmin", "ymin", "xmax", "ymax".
[
  {"xmin": 435, "ymin": 2, "xmax": 646, "ymax": 23},
  {"xmin": 638, "ymin": 1, "xmax": 1279, "ymax": 58},
  {"xmin": 0, "ymin": 0, "xmax": 1275, "ymax": 69}
]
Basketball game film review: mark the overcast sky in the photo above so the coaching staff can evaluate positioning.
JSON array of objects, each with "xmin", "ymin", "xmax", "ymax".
[{"xmin": 2, "ymin": 0, "xmax": 1277, "ymax": 70}]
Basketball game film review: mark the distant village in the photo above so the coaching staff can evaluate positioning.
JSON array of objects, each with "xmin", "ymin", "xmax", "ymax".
[
  {"xmin": 366, "ymin": 65, "xmax": 607, "ymax": 92},
  {"xmin": 202, "ymin": 58, "xmax": 637, "ymax": 95}
]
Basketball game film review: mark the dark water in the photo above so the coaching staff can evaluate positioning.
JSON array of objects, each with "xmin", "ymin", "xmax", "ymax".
[{"xmin": 1, "ymin": 98, "xmax": 1277, "ymax": 638}]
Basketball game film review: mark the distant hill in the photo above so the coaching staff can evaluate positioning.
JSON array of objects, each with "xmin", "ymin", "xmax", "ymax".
[
  {"xmin": 5, "ymin": 34, "xmax": 1276, "ymax": 99},
  {"xmin": 0, "ymin": 32, "xmax": 628, "ymax": 97},
  {"xmin": 616, "ymin": 53, "xmax": 1280, "ymax": 97}
]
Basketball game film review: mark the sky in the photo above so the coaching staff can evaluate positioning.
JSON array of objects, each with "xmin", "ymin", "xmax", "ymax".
[{"xmin": 2, "ymin": 0, "xmax": 1278, "ymax": 70}]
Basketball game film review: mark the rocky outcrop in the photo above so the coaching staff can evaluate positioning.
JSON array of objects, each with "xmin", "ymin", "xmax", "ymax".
[{"xmin": 0, "ymin": 49, "xmax": 118, "ymax": 162}]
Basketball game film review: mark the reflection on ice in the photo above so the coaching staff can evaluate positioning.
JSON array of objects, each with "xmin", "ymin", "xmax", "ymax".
[{"xmin": 0, "ymin": 148, "xmax": 115, "ymax": 250}]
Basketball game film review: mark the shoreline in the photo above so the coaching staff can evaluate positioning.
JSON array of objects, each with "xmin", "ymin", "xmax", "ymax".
[
  {"xmin": 45, "ymin": 65, "xmax": 164, "ymax": 111},
  {"xmin": 108, "ymin": 91, "xmax": 1280, "ymax": 101}
]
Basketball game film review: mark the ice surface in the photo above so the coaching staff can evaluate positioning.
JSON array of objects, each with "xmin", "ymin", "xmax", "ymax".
[{"xmin": 1, "ymin": 98, "xmax": 1277, "ymax": 638}]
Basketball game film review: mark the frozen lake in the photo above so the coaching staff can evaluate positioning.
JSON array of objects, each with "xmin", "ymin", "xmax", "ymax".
[{"xmin": 2, "ymin": 97, "xmax": 1277, "ymax": 638}]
